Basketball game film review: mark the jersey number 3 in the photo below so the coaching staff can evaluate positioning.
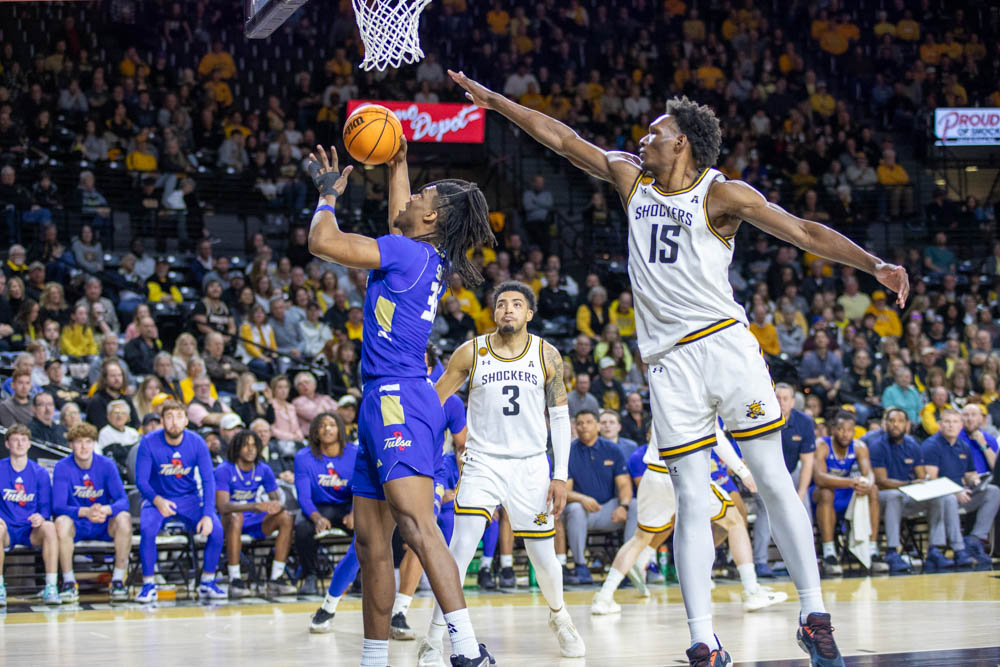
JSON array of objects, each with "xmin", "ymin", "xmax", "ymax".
[
  {"xmin": 501, "ymin": 385, "xmax": 520, "ymax": 416},
  {"xmin": 647, "ymin": 223, "xmax": 680, "ymax": 264}
]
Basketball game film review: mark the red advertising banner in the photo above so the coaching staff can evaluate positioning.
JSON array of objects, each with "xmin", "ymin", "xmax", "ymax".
[{"xmin": 346, "ymin": 100, "xmax": 485, "ymax": 144}]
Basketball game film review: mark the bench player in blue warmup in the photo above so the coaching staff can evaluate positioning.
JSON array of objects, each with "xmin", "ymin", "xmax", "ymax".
[
  {"xmin": 53, "ymin": 422, "xmax": 131, "ymax": 602},
  {"xmin": 215, "ymin": 428, "xmax": 296, "ymax": 599},
  {"xmin": 306, "ymin": 140, "xmax": 495, "ymax": 667},
  {"xmin": 134, "ymin": 399, "xmax": 225, "ymax": 603},
  {"xmin": 0, "ymin": 424, "xmax": 59, "ymax": 605}
]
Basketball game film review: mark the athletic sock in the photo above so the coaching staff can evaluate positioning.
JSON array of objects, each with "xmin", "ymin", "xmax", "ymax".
[
  {"xmin": 869, "ymin": 541, "xmax": 879, "ymax": 557},
  {"xmin": 600, "ymin": 568, "xmax": 625, "ymax": 597},
  {"xmin": 62, "ymin": 571, "xmax": 76, "ymax": 584},
  {"xmin": 499, "ymin": 554, "xmax": 513, "ymax": 568},
  {"xmin": 143, "ymin": 576, "xmax": 155, "ymax": 585},
  {"xmin": 228, "ymin": 565, "xmax": 241, "ymax": 581},
  {"xmin": 201, "ymin": 571, "xmax": 216, "ymax": 583},
  {"xmin": 798, "ymin": 588, "xmax": 825, "ymax": 623},
  {"xmin": 737, "ymin": 563, "xmax": 759, "ymax": 595},
  {"xmin": 556, "ymin": 553, "xmax": 567, "ymax": 566},
  {"xmin": 360, "ymin": 638, "xmax": 389, "ymax": 667},
  {"xmin": 479, "ymin": 556, "xmax": 493, "ymax": 571},
  {"xmin": 45, "ymin": 573, "xmax": 57, "ymax": 587},
  {"xmin": 322, "ymin": 593, "xmax": 341, "ymax": 614},
  {"xmin": 392, "ymin": 593, "xmax": 412, "ymax": 617},
  {"xmin": 822, "ymin": 542, "xmax": 836, "ymax": 559},
  {"xmin": 443, "ymin": 608, "xmax": 479, "ymax": 659},
  {"xmin": 271, "ymin": 560, "xmax": 286, "ymax": 580},
  {"xmin": 639, "ymin": 545, "xmax": 656, "ymax": 568},
  {"xmin": 687, "ymin": 615, "xmax": 716, "ymax": 648},
  {"xmin": 112, "ymin": 568, "xmax": 126, "ymax": 583},
  {"xmin": 427, "ymin": 620, "xmax": 448, "ymax": 644}
]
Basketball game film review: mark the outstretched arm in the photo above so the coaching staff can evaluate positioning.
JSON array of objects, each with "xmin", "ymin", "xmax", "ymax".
[
  {"xmin": 386, "ymin": 137, "xmax": 409, "ymax": 235},
  {"xmin": 449, "ymin": 70, "xmax": 640, "ymax": 201},
  {"xmin": 711, "ymin": 180, "xmax": 909, "ymax": 307},
  {"xmin": 305, "ymin": 145, "xmax": 382, "ymax": 270},
  {"xmin": 435, "ymin": 339, "xmax": 475, "ymax": 404}
]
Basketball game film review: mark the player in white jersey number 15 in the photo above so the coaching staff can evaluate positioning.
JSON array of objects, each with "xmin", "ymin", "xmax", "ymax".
[
  {"xmin": 449, "ymin": 69, "xmax": 908, "ymax": 667},
  {"xmin": 416, "ymin": 281, "xmax": 585, "ymax": 667}
]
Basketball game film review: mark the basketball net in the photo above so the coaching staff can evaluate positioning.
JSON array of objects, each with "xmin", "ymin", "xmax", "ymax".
[{"xmin": 352, "ymin": 0, "xmax": 432, "ymax": 71}]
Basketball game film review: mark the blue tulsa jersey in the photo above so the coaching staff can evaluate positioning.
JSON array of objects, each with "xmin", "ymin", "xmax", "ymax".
[
  {"xmin": 0, "ymin": 457, "xmax": 52, "ymax": 526},
  {"xmin": 52, "ymin": 454, "xmax": 128, "ymax": 517},
  {"xmin": 135, "ymin": 429, "xmax": 217, "ymax": 515},
  {"xmin": 214, "ymin": 461, "xmax": 278, "ymax": 504},
  {"xmin": 294, "ymin": 444, "xmax": 357, "ymax": 516},
  {"xmin": 821, "ymin": 437, "xmax": 858, "ymax": 479},
  {"xmin": 361, "ymin": 234, "xmax": 445, "ymax": 384}
]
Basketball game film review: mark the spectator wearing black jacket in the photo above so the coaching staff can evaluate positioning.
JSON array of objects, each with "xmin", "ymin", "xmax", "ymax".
[
  {"xmin": 538, "ymin": 267, "xmax": 575, "ymax": 320},
  {"xmin": 86, "ymin": 359, "xmax": 139, "ymax": 429}
]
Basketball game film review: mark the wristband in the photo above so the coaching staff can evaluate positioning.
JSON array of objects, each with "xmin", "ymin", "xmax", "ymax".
[{"xmin": 315, "ymin": 204, "xmax": 337, "ymax": 216}]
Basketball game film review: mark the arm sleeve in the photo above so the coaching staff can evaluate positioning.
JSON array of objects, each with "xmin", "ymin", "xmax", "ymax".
[
  {"xmin": 262, "ymin": 465, "xmax": 278, "ymax": 494},
  {"xmin": 713, "ymin": 426, "xmax": 750, "ymax": 479},
  {"xmin": 106, "ymin": 460, "xmax": 129, "ymax": 515},
  {"xmin": 294, "ymin": 454, "xmax": 317, "ymax": 517},
  {"xmin": 197, "ymin": 442, "xmax": 216, "ymax": 516},
  {"xmin": 37, "ymin": 468, "xmax": 52, "ymax": 519},
  {"xmin": 549, "ymin": 404, "xmax": 570, "ymax": 481},
  {"xmin": 136, "ymin": 441, "xmax": 157, "ymax": 502},
  {"xmin": 51, "ymin": 465, "xmax": 73, "ymax": 517}
]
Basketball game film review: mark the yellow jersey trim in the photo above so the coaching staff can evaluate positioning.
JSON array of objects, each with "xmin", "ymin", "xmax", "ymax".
[
  {"xmin": 512, "ymin": 528, "xmax": 557, "ymax": 539},
  {"xmin": 538, "ymin": 337, "xmax": 547, "ymax": 378},
  {"xmin": 730, "ymin": 415, "xmax": 786, "ymax": 440},
  {"xmin": 470, "ymin": 336, "xmax": 479, "ymax": 379},
  {"xmin": 659, "ymin": 434, "xmax": 717, "ymax": 459},
  {"xmin": 646, "ymin": 463, "xmax": 671, "ymax": 474},
  {"xmin": 625, "ymin": 171, "xmax": 646, "ymax": 207},
  {"xmin": 454, "ymin": 504, "xmax": 493, "ymax": 521},
  {"xmin": 486, "ymin": 333, "xmax": 531, "ymax": 362},
  {"xmin": 709, "ymin": 484, "xmax": 735, "ymax": 522},
  {"xmin": 638, "ymin": 520, "xmax": 673, "ymax": 534},
  {"xmin": 703, "ymin": 190, "xmax": 732, "ymax": 250},
  {"xmin": 652, "ymin": 168, "xmax": 708, "ymax": 197},
  {"xmin": 676, "ymin": 318, "xmax": 739, "ymax": 346}
]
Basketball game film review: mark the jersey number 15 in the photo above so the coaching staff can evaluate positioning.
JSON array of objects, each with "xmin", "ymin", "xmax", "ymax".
[{"xmin": 647, "ymin": 223, "xmax": 680, "ymax": 264}]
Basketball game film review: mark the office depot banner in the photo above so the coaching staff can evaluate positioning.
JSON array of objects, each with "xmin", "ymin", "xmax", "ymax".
[
  {"xmin": 934, "ymin": 107, "xmax": 1000, "ymax": 145},
  {"xmin": 347, "ymin": 101, "xmax": 485, "ymax": 143}
]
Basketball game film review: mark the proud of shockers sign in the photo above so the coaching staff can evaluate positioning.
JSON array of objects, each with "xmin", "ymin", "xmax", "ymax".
[
  {"xmin": 934, "ymin": 107, "xmax": 1000, "ymax": 146},
  {"xmin": 347, "ymin": 100, "xmax": 485, "ymax": 144}
]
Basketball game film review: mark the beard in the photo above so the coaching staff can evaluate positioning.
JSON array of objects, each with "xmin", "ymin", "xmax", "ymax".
[
  {"xmin": 499, "ymin": 323, "xmax": 516, "ymax": 335},
  {"xmin": 164, "ymin": 426, "xmax": 185, "ymax": 440}
]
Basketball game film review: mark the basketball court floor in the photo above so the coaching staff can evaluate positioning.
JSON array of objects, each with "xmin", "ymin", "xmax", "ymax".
[{"xmin": 2, "ymin": 571, "xmax": 998, "ymax": 665}]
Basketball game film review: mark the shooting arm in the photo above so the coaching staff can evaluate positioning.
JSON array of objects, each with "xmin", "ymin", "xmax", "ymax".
[
  {"xmin": 386, "ymin": 138, "xmax": 409, "ymax": 235},
  {"xmin": 308, "ymin": 197, "xmax": 382, "ymax": 269}
]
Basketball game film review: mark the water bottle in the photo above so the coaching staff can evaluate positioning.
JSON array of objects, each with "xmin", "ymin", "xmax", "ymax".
[{"xmin": 528, "ymin": 562, "xmax": 538, "ymax": 589}]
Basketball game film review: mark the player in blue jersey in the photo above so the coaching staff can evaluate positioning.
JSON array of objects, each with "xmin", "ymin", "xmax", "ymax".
[
  {"xmin": 812, "ymin": 411, "xmax": 884, "ymax": 576},
  {"xmin": 0, "ymin": 424, "xmax": 59, "ymax": 605},
  {"xmin": 53, "ymin": 422, "xmax": 131, "ymax": 602},
  {"xmin": 134, "ymin": 399, "xmax": 226, "ymax": 603},
  {"xmin": 390, "ymin": 345, "xmax": 469, "ymax": 641},
  {"xmin": 306, "ymin": 142, "xmax": 495, "ymax": 667},
  {"xmin": 215, "ymin": 429, "xmax": 296, "ymax": 599}
]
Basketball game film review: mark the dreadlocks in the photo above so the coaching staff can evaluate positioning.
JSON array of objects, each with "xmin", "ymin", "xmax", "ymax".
[
  {"xmin": 414, "ymin": 179, "xmax": 495, "ymax": 287},
  {"xmin": 664, "ymin": 96, "xmax": 722, "ymax": 171}
]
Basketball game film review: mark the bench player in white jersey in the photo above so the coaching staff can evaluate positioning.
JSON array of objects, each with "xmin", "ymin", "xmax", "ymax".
[
  {"xmin": 591, "ymin": 422, "xmax": 787, "ymax": 615},
  {"xmin": 416, "ymin": 281, "xmax": 585, "ymax": 666},
  {"xmin": 450, "ymin": 70, "xmax": 909, "ymax": 667}
]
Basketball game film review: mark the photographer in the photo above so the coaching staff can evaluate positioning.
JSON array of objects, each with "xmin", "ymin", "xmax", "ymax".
[{"xmin": 230, "ymin": 371, "xmax": 275, "ymax": 427}]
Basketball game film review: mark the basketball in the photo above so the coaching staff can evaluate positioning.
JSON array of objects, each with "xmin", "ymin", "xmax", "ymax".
[{"xmin": 343, "ymin": 104, "xmax": 404, "ymax": 165}]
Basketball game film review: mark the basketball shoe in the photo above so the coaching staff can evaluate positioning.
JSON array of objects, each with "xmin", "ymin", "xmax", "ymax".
[{"xmin": 797, "ymin": 612, "xmax": 846, "ymax": 667}]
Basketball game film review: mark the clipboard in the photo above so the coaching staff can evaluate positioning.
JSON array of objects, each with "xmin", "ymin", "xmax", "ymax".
[{"xmin": 899, "ymin": 477, "xmax": 964, "ymax": 502}]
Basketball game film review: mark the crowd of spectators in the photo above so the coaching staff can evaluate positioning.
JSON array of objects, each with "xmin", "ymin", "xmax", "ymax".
[{"xmin": 0, "ymin": 0, "xmax": 999, "ymax": 600}]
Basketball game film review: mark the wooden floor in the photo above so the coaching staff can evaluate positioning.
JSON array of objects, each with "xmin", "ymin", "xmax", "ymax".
[{"xmin": 2, "ymin": 572, "xmax": 998, "ymax": 666}]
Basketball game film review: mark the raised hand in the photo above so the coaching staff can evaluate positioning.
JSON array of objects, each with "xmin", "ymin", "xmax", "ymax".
[
  {"xmin": 305, "ymin": 145, "xmax": 353, "ymax": 197},
  {"xmin": 448, "ymin": 70, "xmax": 499, "ymax": 110}
]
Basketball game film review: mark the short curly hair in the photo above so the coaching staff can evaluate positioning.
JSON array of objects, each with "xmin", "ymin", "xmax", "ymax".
[{"xmin": 664, "ymin": 96, "xmax": 722, "ymax": 171}]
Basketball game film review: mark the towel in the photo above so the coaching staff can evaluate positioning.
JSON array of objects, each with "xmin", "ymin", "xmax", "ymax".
[{"xmin": 846, "ymin": 488, "xmax": 871, "ymax": 569}]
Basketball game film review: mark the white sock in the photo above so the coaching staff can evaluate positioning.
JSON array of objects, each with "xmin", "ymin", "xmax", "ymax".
[
  {"xmin": 45, "ymin": 573, "xmax": 58, "ymax": 587},
  {"xmin": 270, "ymin": 560, "xmax": 286, "ymax": 580},
  {"xmin": 600, "ymin": 568, "xmax": 625, "ymax": 597},
  {"xmin": 869, "ymin": 541, "xmax": 879, "ymax": 556},
  {"xmin": 143, "ymin": 576, "xmax": 155, "ymax": 585},
  {"xmin": 525, "ymin": 538, "xmax": 564, "ymax": 610},
  {"xmin": 427, "ymin": 620, "xmax": 448, "ymax": 644},
  {"xmin": 737, "ymin": 563, "xmax": 759, "ymax": 595},
  {"xmin": 687, "ymin": 615, "xmax": 716, "ymax": 649},
  {"xmin": 443, "ymin": 608, "xmax": 479, "ymax": 659},
  {"xmin": 822, "ymin": 542, "xmax": 836, "ymax": 559},
  {"xmin": 479, "ymin": 556, "xmax": 493, "ymax": 571},
  {"xmin": 392, "ymin": 593, "xmax": 412, "ymax": 617},
  {"xmin": 557, "ymin": 553, "xmax": 567, "ymax": 565},
  {"xmin": 360, "ymin": 638, "xmax": 388, "ymax": 667},
  {"xmin": 322, "ymin": 593, "xmax": 341, "ymax": 614},
  {"xmin": 798, "ymin": 588, "xmax": 825, "ymax": 624},
  {"xmin": 112, "ymin": 568, "xmax": 126, "ymax": 583},
  {"xmin": 639, "ymin": 545, "xmax": 656, "ymax": 567},
  {"xmin": 228, "ymin": 565, "xmax": 241, "ymax": 581},
  {"xmin": 63, "ymin": 571, "xmax": 76, "ymax": 584},
  {"xmin": 499, "ymin": 554, "xmax": 513, "ymax": 568},
  {"xmin": 201, "ymin": 572, "xmax": 216, "ymax": 583}
]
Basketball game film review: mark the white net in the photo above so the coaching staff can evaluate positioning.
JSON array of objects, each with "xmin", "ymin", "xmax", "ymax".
[{"xmin": 352, "ymin": 0, "xmax": 432, "ymax": 71}]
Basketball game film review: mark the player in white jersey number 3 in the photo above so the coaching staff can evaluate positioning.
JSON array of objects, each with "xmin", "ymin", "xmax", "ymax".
[
  {"xmin": 450, "ymin": 70, "xmax": 909, "ymax": 667},
  {"xmin": 417, "ymin": 281, "xmax": 585, "ymax": 666}
]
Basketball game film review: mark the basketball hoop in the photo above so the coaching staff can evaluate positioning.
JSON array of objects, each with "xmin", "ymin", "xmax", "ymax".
[{"xmin": 352, "ymin": 0, "xmax": 432, "ymax": 72}]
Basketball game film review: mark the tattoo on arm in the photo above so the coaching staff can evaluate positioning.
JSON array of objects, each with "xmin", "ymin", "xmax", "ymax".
[{"xmin": 544, "ymin": 344, "xmax": 567, "ymax": 407}]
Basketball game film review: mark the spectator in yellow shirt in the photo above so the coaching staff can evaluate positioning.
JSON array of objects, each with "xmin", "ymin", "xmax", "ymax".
[
  {"xmin": 197, "ymin": 41, "xmax": 237, "ymax": 79},
  {"xmin": 147, "ymin": 258, "xmax": 184, "ymax": 304},
  {"xmin": 682, "ymin": 9, "xmax": 705, "ymax": 42},
  {"xmin": 809, "ymin": 81, "xmax": 836, "ymax": 117},
  {"xmin": 126, "ymin": 133, "xmax": 158, "ymax": 172},
  {"xmin": 60, "ymin": 304, "xmax": 98, "ymax": 357},
  {"xmin": 820, "ymin": 24, "xmax": 849, "ymax": 56},
  {"xmin": 442, "ymin": 274, "xmax": 481, "ymax": 318},
  {"xmin": 865, "ymin": 290, "xmax": 902, "ymax": 338},
  {"xmin": 608, "ymin": 292, "xmax": 635, "ymax": 340},
  {"xmin": 876, "ymin": 148, "xmax": 914, "ymax": 218},
  {"xmin": 519, "ymin": 83, "xmax": 547, "ymax": 113},
  {"xmin": 748, "ymin": 304, "xmax": 780, "ymax": 357},
  {"xmin": 486, "ymin": 2, "xmax": 509, "ymax": 35},
  {"xmin": 204, "ymin": 68, "xmax": 233, "ymax": 108},
  {"xmin": 576, "ymin": 285, "xmax": 609, "ymax": 339},
  {"xmin": 779, "ymin": 43, "xmax": 803, "ymax": 74},
  {"xmin": 920, "ymin": 387, "xmax": 951, "ymax": 437},
  {"xmin": 919, "ymin": 34, "xmax": 943, "ymax": 65},
  {"xmin": 896, "ymin": 11, "xmax": 920, "ymax": 41},
  {"xmin": 873, "ymin": 11, "xmax": 896, "ymax": 37},
  {"xmin": 119, "ymin": 46, "xmax": 150, "ymax": 79},
  {"xmin": 695, "ymin": 57, "xmax": 724, "ymax": 89}
]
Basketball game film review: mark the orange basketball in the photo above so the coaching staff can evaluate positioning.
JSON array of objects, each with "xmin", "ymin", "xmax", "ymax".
[{"xmin": 343, "ymin": 104, "xmax": 404, "ymax": 165}]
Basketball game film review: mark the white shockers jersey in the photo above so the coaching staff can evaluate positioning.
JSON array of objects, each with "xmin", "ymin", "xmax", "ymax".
[
  {"xmin": 624, "ymin": 167, "xmax": 748, "ymax": 360},
  {"xmin": 465, "ymin": 333, "xmax": 549, "ymax": 459}
]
